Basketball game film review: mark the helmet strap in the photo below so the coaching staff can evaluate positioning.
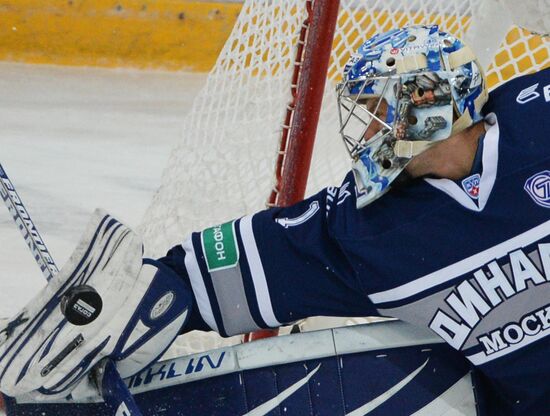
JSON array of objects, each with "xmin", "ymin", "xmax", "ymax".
[
  {"xmin": 394, "ymin": 140, "xmax": 433, "ymax": 158},
  {"xmin": 448, "ymin": 45, "xmax": 476, "ymax": 69},
  {"xmin": 396, "ymin": 54, "xmax": 428, "ymax": 73},
  {"xmin": 451, "ymin": 86, "xmax": 489, "ymax": 134}
]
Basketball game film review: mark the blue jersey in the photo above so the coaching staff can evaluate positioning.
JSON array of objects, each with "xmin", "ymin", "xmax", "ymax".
[{"xmin": 163, "ymin": 68, "xmax": 550, "ymax": 415}]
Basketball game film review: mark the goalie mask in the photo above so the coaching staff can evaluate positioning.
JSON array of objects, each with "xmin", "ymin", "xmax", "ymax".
[{"xmin": 337, "ymin": 25, "xmax": 488, "ymax": 208}]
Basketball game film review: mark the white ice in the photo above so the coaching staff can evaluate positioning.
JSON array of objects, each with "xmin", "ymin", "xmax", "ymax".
[{"xmin": 0, "ymin": 62, "xmax": 206, "ymax": 319}]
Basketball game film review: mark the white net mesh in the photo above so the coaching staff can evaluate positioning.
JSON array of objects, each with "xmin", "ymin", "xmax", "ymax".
[{"xmin": 140, "ymin": 0, "xmax": 550, "ymax": 357}]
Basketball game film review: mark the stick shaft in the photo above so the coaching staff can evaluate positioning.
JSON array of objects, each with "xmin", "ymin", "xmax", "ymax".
[
  {"xmin": 0, "ymin": 163, "xmax": 58, "ymax": 280},
  {"xmin": 98, "ymin": 360, "xmax": 145, "ymax": 416}
]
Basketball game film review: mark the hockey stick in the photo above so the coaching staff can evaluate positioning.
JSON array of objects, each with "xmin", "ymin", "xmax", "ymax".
[
  {"xmin": 0, "ymin": 164, "xmax": 58, "ymax": 281},
  {"xmin": 0, "ymin": 162, "xmax": 144, "ymax": 416}
]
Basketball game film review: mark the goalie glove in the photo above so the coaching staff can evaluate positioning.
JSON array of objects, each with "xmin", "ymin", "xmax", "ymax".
[{"xmin": 0, "ymin": 209, "xmax": 192, "ymax": 400}]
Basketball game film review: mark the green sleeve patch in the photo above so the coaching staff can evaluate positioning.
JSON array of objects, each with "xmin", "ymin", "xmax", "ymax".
[{"xmin": 201, "ymin": 221, "xmax": 239, "ymax": 272}]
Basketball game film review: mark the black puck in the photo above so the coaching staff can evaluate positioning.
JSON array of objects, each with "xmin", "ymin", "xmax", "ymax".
[{"xmin": 60, "ymin": 285, "xmax": 103, "ymax": 326}]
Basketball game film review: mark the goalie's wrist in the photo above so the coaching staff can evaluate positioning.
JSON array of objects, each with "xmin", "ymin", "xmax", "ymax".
[{"xmin": 158, "ymin": 245, "xmax": 213, "ymax": 334}]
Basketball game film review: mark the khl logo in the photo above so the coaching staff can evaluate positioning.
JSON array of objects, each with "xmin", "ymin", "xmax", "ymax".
[
  {"xmin": 524, "ymin": 170, "xmax": 550, "ymax": 208},
  {"xmin": 461, "ymin": 173, "xmax": 480, "ymax": 199}
]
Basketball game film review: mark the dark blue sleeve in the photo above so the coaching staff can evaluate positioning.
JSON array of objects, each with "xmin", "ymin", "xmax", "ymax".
[
  {"xmin": 160, "ymin": 179, "xmax": 378, "ymax": 337},
  {"xmin": 252, "ymin": 187, "xmax": 378, "ymax": 325}
]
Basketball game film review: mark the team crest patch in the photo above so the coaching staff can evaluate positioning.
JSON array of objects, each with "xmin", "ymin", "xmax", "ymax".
[
  {"xmin": 461, "ymin": 174, "xmax": 480, "ymax": 199},
  {"xmin": 524, "ymin": 170, "xmax": 550, "ymax": 208}
]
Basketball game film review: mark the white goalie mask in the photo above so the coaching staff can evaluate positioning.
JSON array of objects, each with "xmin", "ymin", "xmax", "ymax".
[{"xmin": 337, "ymin": 25, "xmax": 488, "ymax": 208}]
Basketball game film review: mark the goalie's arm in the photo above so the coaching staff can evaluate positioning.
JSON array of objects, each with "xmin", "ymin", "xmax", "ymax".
[{"xmin": 160, "ymin": 183, "xmax": 379, "ymax": 337}]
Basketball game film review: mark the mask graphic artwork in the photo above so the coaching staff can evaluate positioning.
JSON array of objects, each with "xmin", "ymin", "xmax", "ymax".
[
  {"xmin": 395, "ymin": 73, "xmax": 451, "ymax": 140},
  {"xmin": 337, "ymin": 25, "xmax": 487, "ymax": 208}
]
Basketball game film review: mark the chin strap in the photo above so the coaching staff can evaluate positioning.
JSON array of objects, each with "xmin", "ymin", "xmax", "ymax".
[
  {"xmin": 452, "ymin": 87, "xmax": 488, "ymax": 134},
  {"xmin": 393, "ymin": 140, "xmax": 433, "ymax": 158},
  {"xmin": 448, "ymin": 45, "xmax": 476, "ymax": 69},
  {"xmin": 451, "ymin": 49, "xmax": 489, "ymax": 136}
]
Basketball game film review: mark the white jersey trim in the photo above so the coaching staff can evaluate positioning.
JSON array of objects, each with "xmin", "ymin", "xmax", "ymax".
[
  {"xmin": 468, "ymin": 325, "xmax": 550, "ymax": 365},
  {"xmin": 369, "ymin": 220, "xmax": 550, "ymax": 304},
  {"xmin": 425, "ymin": 113, "xmax": 499, "ymax": 212},
  {"xmin": 181, "ymin": 237, "xmax": 219, "ymax": 333},
  {"xmin": 240, "ymin": 215, "xmax": 282, "ymax": 327}
]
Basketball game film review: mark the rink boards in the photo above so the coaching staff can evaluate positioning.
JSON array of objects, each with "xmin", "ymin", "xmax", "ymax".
[{"xmin": 4, "ymin": 321, "xmax": 477, "ymax": 415}]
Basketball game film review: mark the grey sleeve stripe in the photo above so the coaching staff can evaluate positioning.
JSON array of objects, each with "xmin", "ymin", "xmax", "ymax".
[
  {"xmin": 181, "ymin": 236, "xmax": 219, "ymax": 333},
  {"xmin": 209, "ymin": 263, "xmax": 262, "ymax": 336}
]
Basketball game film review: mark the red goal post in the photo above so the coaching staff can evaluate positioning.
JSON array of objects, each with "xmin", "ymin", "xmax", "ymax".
[
  {"xmin": 245, "ymin": 0, "xmax": 341, "ymax": 342},
  {"xmin": 268, "ymin": 0, "xmax": 341, "ymax": 208}
]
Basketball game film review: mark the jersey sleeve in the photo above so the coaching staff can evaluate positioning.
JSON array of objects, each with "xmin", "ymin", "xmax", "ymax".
[{"xmin": 166, "ymin": 182, "xmax": 378, "ymax": 337}]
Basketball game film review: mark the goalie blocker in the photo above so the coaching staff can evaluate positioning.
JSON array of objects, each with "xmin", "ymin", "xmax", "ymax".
[{"xmin": 0, "ymin": 210, "xmax": 192, "ymax": 401}]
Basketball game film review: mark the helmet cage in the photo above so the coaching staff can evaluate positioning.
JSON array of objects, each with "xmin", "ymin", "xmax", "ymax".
[{"xmin": 336, "ymin": 73, "xmax": 397, "ymax": 161}]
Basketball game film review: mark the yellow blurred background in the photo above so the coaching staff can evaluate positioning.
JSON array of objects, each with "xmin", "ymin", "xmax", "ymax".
[{"xmin": 0, "ymin": 0, "xmax": 241, "ymax": 71}]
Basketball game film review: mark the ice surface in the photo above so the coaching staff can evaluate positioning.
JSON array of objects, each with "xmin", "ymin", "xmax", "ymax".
[{"xmin": 0, "ymin": 62, "xmax": 206, "ymax": 318}]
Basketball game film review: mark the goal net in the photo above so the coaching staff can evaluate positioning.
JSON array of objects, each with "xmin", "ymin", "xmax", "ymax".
[{"xmin": 140, "ymin": 0, "xmax": 550, "ymax": 357}]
